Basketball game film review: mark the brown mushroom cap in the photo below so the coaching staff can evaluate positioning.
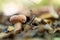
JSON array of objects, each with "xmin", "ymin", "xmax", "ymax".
[
  {"xmin": 39, "ymin": 13, "xmax": 53, "ymax": 19},
  {"xmin": 39, "ymin": 6, "xmax": 59, "ymax": 19},
  {"xmin": 32, "ymin": 6, "xmax": 52, "ymax": 19},
  {"xmin": 39, "ymin": 6, "xmax": 49, "ymax": 13},
  {"xmin": 32, "ymin": 6, "xmax": 58, "ymax": 19},
  {"xmin": 10, "ymin": 15, "xmax": 26, "ymax": 24},
  {"xmin": 32, "ymin": 6, "xmax": 49, "ymax": 15}
]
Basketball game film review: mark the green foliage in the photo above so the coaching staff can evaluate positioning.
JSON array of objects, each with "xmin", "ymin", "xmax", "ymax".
[
  {"xmin": 0, "ymin": 0, "xmax": 50, "ymax": 12},
  {"xmin": 0, "ymin": 0, "xmax": 8, "ymax": 12},
  {"xmin": 31, "ymin": 0, "xmax": 49, "ymax": 9}
]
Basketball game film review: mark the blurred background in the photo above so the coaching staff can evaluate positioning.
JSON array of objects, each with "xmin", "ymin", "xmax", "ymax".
[{"xmin": 0, "ymin": 0, "xmax": 60, "ymax": 40}]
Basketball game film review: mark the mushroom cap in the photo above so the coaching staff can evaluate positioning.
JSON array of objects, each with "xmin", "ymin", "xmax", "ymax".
[
  {"xmin": 10, "ymin": 15, "xmax": 26, "ymax": 24},
  {"xmin": 39, "ymin": 6, "xmax": 49, "ymax": 13},
  {"xmin": 39, "ymin": 13, "xmax": 53, "ymax": 19},
  {"xmin": 32, "ymin": 6, "xmax": 59, "ymax": 19},
  {"xmin": 32, "ymin": 6, "xmax": 49, "ymax": 15},
  {"xmin": 36, "ymin": 6, "xmax": 52, "ymax": 19}
]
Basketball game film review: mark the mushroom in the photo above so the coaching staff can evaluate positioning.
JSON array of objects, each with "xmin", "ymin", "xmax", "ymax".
[
  {"xmin": 10, "ymin": 15, "xmax": 26, "ymax": 33},
  {"xmin": 32, "ymin": 6, "xmax": 59, "ymax": 19},
  {"xmin": 32, "ymin": 6, "xmax": 52, "ymax": 24},
  {"xmin": 31, "ymin": 6, "xmax": 58, "ymax": 34},
  {"xmin": 40, "ymin": 6, "xmax": 59, "ymax": 19},
  {"xmin": 32, "ymin": 6, "xmax": 59, "ymax": 25}
]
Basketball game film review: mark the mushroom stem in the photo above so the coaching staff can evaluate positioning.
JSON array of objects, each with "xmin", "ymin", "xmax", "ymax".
[{"xmin": 14, "ymin": 22, "xmax": 22, "ymax": 32}]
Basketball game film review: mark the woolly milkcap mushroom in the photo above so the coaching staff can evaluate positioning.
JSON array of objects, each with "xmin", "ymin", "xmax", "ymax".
[{"xmin": 10, "ymin": 15, "xmax": 26, "ymax": 32}]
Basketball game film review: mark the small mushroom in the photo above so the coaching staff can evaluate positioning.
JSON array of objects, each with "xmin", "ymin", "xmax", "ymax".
[
  {"xmin": 10, "ymin": 15, "xmax": 26, "ymax": 33},
  {"xmin": 40, "ymin": 6, "xmax": 58, "ymax": 19},
  {"xmin": 31, "ymin": 6, "xmax": 59, "ymax": 28},
  {"xmin": 32, "ymin": 6, "xmax": 59, "ymax": 19}
]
